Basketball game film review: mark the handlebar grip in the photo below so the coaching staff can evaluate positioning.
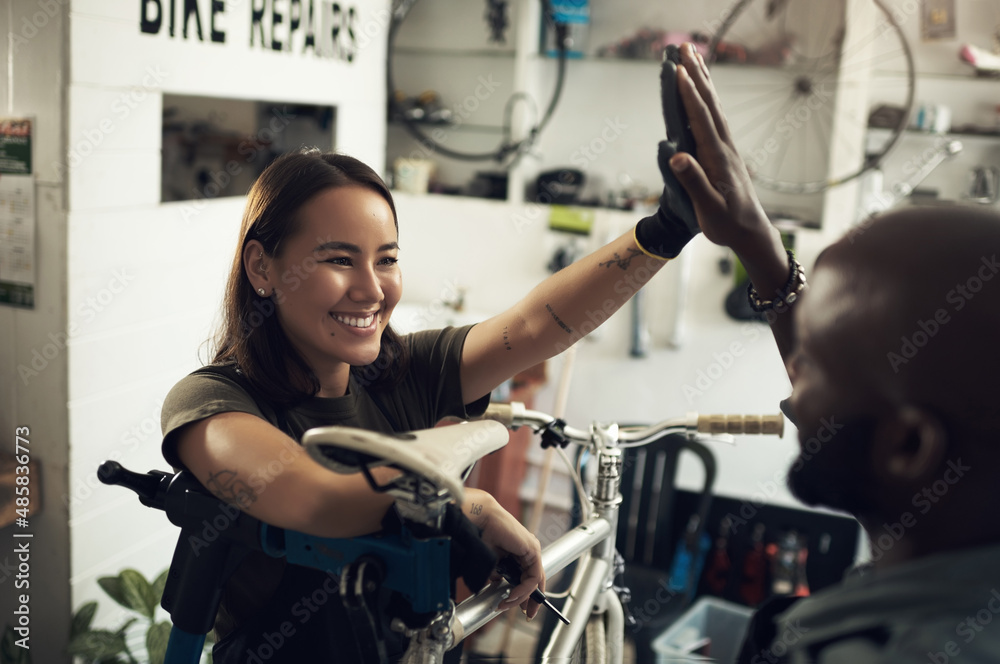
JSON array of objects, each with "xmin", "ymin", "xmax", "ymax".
[
  {"xmin": 697, "ymin": 414, "xmax": 785, "ymax": 437},
  {"xmin": 97, "ymin": 461, "xmax": 175, "ymax": 510},
  {"xmin": 476, "ymin": 402, "xmax": 525, "ymax": 428}
]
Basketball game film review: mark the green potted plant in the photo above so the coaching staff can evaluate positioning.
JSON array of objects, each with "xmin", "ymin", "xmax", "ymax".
[{"xmin": 69, "ymin": 568, "xmax": 212, "ymax": 664}]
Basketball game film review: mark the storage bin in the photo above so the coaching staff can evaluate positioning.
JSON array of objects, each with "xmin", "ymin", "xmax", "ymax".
[{"xmin": 651, "ymin": 596, "xmax": 754, "ymax": 663}]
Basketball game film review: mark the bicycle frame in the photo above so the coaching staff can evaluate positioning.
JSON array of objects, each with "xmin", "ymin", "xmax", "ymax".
[
  {"xmin": 442, "ymin": 406, "xmax": 782, "ymax": 663},
  {"xmin": 100, "ymin": 406, "xmax": 781, "ymax": 664}
]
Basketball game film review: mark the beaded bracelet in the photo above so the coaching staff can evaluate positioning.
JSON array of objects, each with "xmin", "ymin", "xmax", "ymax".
[{"xmin": 747, "ymin": 250, "xmax": 807, "ymax": 313}]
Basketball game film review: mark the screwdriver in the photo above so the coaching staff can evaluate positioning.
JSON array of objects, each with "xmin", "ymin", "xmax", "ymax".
[{"xmin": 496, "ymin": 557, "xmax": 571, "ymax": 625}]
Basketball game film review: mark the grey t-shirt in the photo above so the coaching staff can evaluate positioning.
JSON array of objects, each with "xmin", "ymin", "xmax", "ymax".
[{"xmin": 158, "ymin": 325, "xmax": 489, "ymax": 661}]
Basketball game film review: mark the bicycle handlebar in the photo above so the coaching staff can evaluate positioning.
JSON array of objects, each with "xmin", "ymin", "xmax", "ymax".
[
  {"xmin": 697, "ymin": 413, "xmax": 784, "ymax": 437},
  {"xmin": 479, "ymin": 402, "xmax": 785, "ymax": 441}
]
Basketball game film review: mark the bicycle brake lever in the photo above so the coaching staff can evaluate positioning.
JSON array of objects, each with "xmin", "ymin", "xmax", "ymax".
[{"xmin": 496, "ymin": 557, "xmax": 571, "ymax": 625}]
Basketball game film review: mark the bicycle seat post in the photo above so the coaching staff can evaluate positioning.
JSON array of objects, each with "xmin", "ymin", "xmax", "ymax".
[{"xmin": 389, "ymin": 476, "xmax": 452, "ymax": 532}]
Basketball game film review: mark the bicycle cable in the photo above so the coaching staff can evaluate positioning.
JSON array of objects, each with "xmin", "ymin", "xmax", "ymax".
[
  {"xmin": 387, "ymin": 0, "xmax": 570, "ymax": 165},
  {"xmin": 559, "ymin": 445, "xmax": 591, "ymax": 522}
]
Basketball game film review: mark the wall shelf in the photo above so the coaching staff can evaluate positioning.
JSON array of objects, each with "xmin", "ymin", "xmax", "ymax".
[
  {"xmin": 868, "ymin": 126, "xmax": 1000, "ymax": 142},
  {"xmin": 388, "ymin": 120, "xmax": 506, "ymax": 134}
]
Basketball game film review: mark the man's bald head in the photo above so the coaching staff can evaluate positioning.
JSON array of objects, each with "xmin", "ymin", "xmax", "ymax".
[
  {"xmin": 785, "ymin": 206, "xmax": 1000, "ymax": 529},
  {"xmin": 805, "ymin": 206, "xmax": 1000, "ymax": 432}
]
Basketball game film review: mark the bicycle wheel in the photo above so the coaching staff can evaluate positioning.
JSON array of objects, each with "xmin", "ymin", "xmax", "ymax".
[
  {"xmin": 708, "ymin": 0, "xmax": 915, "ymax": 194},
  {"xmin": 570, "ymin": 614, "xmax": 607, "ymax": 664}
]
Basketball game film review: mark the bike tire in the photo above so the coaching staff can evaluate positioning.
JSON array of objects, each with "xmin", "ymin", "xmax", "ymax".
[
  {"xmin": 570, "ymin": 615, "xmax": 608, "ymax": 664},
  {"xmin": 707, "ymin": 0, "xmax": 915, "ymax": 194}
]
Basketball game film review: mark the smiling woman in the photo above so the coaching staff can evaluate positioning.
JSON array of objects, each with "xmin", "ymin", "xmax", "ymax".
[
  {"xmin": 244, "ymin": 186, "xmax": 403, "ymax": 397},
  {"xmin": 158, "ymin": 150, "xmax": 551, "ymax": 663},
  {"xmin": 212, "ymin": 151, "xmax": 407, "ymax": 405},
  {"xmin": 156, "ymin": 111, "xmax": 695, "ymax": 660}
]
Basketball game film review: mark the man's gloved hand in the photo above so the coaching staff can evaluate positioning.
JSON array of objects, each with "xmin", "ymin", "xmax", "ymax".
[{"xmin": 634, "ymin": 44, "xmax": 702, "ymax": 260}]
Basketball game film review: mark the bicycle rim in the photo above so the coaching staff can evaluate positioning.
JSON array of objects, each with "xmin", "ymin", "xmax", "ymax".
[{"xmin": 708, "ymin": 0, "xmax": 914, "ymax": 194}]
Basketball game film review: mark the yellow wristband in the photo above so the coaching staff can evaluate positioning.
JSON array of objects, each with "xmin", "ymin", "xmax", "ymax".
[{"xmin": 633, "ymin": 226, "xmax": 674, "ymax": 262}]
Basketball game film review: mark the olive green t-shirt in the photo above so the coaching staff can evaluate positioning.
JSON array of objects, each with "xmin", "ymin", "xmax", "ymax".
[
  {"xmin": 161, "ymin": 325, "xmax": 489, "ymax": 469},
  {"xmin": 158, "ymin": 325, "xmax": 489, "ymax": 662}
]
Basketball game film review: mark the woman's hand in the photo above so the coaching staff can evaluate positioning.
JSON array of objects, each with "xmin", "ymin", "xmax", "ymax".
[
  {"xmin": 668, "ymin": 43, "xmax": 783, "ymax": 259},
  {"xmin": 462, "ymin": 489, "xmax": 544, "ymax": 619}
]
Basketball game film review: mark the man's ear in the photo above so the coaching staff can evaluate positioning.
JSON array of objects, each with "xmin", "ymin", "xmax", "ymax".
[
  {"xmin": 872, "ymin": 406, "xmax": 948, "ymax": 484},
  {"xmin": 243, "ymin": 239, "xmax": 275, "ymax": 296}
]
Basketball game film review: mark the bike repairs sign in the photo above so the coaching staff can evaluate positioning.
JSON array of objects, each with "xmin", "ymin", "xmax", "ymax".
[{"xmin": 138, "ymin": 0, "xmax": 370, "ymax": 62}]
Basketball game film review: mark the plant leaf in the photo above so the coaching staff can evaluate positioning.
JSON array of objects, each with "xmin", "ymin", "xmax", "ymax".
[
  {"xmin": 114, "ymin": 617, "xmax": 138, "ymax": 638},
  {"xmin": 152, "ymin": 568, "xmax": 170, "ymax": 603},
  {"xmin": 71, "ymin": 601, "xmax": 99, "ymax": 640},
  {"xmin": 67, "ymin": 630, "xmax": 127, "ymax": 659},
  {"xmin": 146, "ymin": 621, "xmax": 172, "ymax": 664},
  {"xmin": 119, "ymin": 569, "xmax": 157, "ymax": 619},
  {"xmin": 98, "ymin": 575, "xmax": 132, "ymax": 612}
]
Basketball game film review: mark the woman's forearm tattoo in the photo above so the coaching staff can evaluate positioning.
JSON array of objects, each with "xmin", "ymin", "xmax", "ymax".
[
  {"xmin": 206, "ymin": 469, "xmax": 257, "ymax": 509},
  {"xmin": 599, "ymin": 248, "xmax": 642, "ymax": 271},
  {"xmin": 546, "ymin": 304, "xmax": 574, "ymax": 335}
]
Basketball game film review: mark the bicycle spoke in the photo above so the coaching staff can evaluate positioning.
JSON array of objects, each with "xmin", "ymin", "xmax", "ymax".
[
  {"xmin": 711, "ymin": 0, "xmax": 913, "ymax": 191},
  {"xmin": 839, "ymin": 48, "xmax": 908, "ymax": 77},
  {"xmin": 809, "ymin": 103, "xmax": 833, "ymax": 179},
  {"xmin": 733, "ymin": 93, "xmax": 798, "ymax": 143},
  {"xmin": 732, "ymin": 86, "xmax": 798, "ymax": 113}
]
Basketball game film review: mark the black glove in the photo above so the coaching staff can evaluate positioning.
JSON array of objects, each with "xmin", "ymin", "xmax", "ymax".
[{"xmin": 634, "ymin": 44, "xmax": 702, "ymax": 259}]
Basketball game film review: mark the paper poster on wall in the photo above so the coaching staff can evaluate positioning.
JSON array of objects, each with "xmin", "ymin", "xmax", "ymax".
[
  {"xmin": 922, "ymin": 0, "xmax": 956, "ymax": 41},
  {"xmin": 0, "ymin": 117, "xmax": 36, "ymax": 308}
]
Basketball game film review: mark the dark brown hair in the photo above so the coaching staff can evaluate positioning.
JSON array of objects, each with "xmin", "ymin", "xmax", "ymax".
[{"xmin": 212, "ymin": 150, "xmax": 409, "ymax": 404}]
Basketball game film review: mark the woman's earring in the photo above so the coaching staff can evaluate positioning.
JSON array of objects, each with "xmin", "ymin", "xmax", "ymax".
[{"xmin": 257, "ymin": 288, "xmax": 267, "ymax": 296}]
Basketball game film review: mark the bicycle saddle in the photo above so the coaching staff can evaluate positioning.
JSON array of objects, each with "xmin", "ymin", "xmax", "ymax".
[{"xmin": 303, "ymin": 420, "xmax": 509, "ymax": 501}]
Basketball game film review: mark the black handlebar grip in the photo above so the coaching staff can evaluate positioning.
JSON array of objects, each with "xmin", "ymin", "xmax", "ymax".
[{"xmin": 97, "ymin": 460, "xmax": 172, "ymax": 509}]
